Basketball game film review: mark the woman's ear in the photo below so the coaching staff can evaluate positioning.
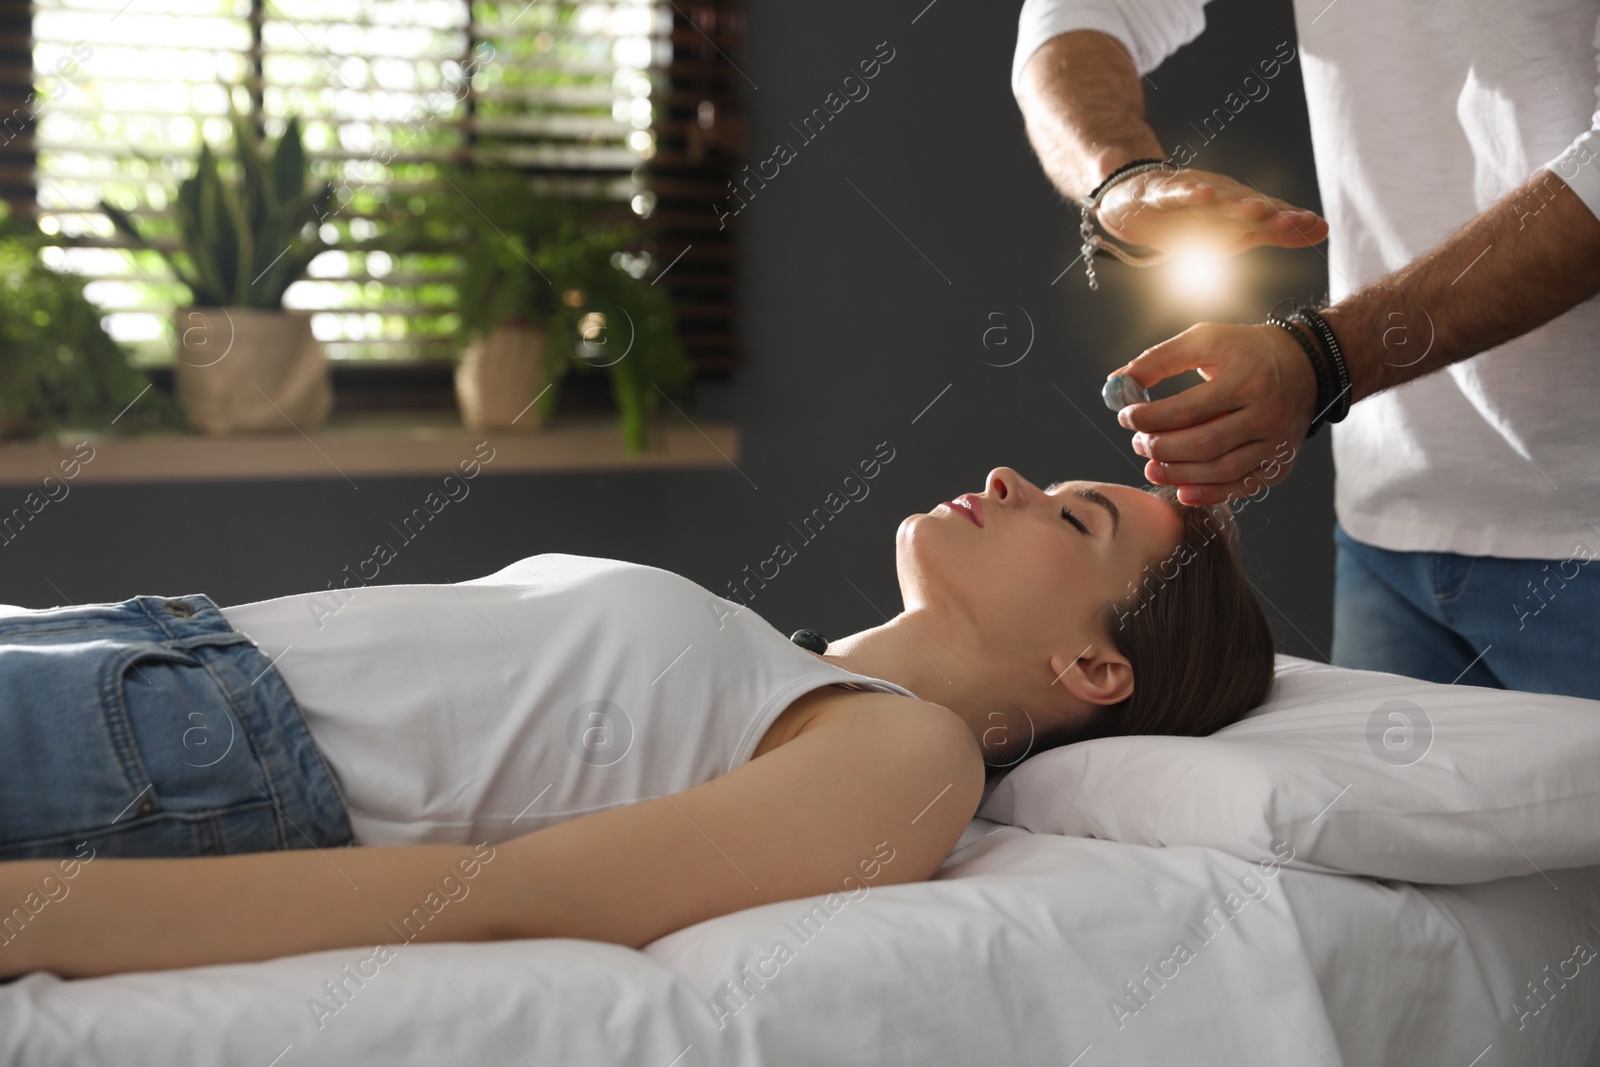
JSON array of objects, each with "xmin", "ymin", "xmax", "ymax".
[{"xmin": 1049, "ymin": 644, "xmax": 1134, "ymax": 708}]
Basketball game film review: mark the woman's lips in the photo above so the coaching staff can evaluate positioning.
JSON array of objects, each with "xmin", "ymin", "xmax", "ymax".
[{"xmin": 940, "ymin": 494, "xmax": 984, "ymax": 527}]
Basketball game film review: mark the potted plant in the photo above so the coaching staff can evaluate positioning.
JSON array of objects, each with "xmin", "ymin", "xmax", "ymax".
[
  {"xmin": 0, "ymin": 209, "xmax": 181, "ymax": 438},
  {"xmin": 393, "ymin": 167, "xmax": 693, "ymax": 452},
  {"xmin": 101, "ymin": 111, "xmax": 335, "ymax": 435}
]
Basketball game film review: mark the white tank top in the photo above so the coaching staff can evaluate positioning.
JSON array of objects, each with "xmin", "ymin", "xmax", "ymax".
[{"xmin": 217, "ymin": 553, "xmax": 917, "ymax": 847}]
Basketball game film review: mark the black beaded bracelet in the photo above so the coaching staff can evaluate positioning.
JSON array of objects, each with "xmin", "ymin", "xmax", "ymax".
[
  {"xmin": 1076, "ymin": 157, "xmax": 1178, "ymax": 290},
  {"xmin": 1289, "ymin": 306, "xmax": 1352, "ymax": 425},
  {"xmin": 1265, "ymin": 314, "xmax": 1333, "ymax": 438},
  {"xmin": 1085, "ymin": 156, "xmax": 1173, "ymax": 202}
]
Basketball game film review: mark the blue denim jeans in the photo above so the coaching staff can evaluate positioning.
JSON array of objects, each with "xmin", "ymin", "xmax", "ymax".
[
  {"xmin": 1332, "ymin": 522, "xmax": 1600, "ymax": 700},
  {"xmin": 0, "ymin": 593, "xmax": 352, "ymax": 860}
]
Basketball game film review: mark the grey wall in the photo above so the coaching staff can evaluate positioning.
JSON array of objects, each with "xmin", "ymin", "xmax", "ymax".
[{"xmin": 0, "ymin": 0, "xmax": 1337, "ymax": 661}]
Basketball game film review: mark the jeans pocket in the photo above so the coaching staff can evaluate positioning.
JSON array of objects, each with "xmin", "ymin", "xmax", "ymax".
[
  {"xmin": 1432, "ymin": 553, "xmax": 1478, "ymax": 605},
  {"xmin": 0, "ymin": 637, "xmax": 280, "ymax": 860}
]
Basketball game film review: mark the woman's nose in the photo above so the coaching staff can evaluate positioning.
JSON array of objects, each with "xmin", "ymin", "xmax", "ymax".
[{"xmin": 985, "ymin": 467, "xmax": 1019, "ymax": 502}]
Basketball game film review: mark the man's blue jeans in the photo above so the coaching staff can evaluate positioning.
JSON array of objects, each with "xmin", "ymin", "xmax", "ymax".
[{"xmin": 1332, "ymin": 522, "xmax": 1600, "ymax": 700}]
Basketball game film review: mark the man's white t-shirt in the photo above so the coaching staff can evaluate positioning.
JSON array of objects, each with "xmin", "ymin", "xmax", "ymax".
[
  {"xmin": 219, "ymin": 554, "xmax": 916, "ymax": 847},
  {"xmin": 1014, "ymin": 0, "xmax": 1600, "ymax": 560}
]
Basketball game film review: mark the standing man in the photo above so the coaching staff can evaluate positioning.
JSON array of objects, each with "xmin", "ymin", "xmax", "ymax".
[{"xmin": 1012, "ymin": 0, "xmax": 1600, "ymax": 699}]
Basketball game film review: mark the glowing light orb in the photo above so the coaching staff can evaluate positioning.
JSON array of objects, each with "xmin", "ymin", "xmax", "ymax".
[{"xmin": 1164, "ymin": 248, "xmax": 1232, "ymax": 305}]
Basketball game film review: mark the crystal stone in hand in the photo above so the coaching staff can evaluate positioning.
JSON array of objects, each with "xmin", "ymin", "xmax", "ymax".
[{"xmin": 1102, "ymin": 374, "xmax": 1151, "ymax": 411}]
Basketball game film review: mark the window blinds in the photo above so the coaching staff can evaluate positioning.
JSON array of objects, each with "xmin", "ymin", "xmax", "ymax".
[{"xmin": 17, "ymin": 0, "xmax": 742, "ymax": 372}]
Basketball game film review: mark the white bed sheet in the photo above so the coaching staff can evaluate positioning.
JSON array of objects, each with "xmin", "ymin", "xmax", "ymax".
[
  {"xmin": 5, "ymin": 819, "xmax": 1597, "ymax": 1066},
  {"xmin": 1278, "ymin": 857, "xmax": 1600, "ymax": 1065}
]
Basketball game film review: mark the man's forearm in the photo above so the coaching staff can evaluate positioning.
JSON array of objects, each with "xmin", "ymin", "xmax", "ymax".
[
  {"xmin": 1017, "ymin": 30, "xmax": 1167, "ymax": 201},
  {"xmin": 1322, "ymin": 168, "xmax": 1600, "ymax": 403}
]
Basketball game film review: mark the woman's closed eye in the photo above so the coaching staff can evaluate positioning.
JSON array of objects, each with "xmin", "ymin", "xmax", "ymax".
[{"xmin": 1061, "ymin": 506, "xmax": 1089, "ymax": 535}]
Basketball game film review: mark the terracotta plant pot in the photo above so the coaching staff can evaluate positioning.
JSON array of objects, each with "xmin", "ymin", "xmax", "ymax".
[
  {"xmin": 171, "ymin": 307, "xmax": 332, "ymax": 435},
  {"xmin": 454, "ymin": 321, "xmax": 551, "ymax": 431}
]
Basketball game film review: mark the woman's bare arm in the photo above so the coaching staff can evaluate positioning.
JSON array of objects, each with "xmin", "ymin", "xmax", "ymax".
[
  {"xmin": 0, "ymin": 839, "xmax": 500, "ymax": 979},
  {"xmin": 1, "ymin": 694, "xmax": 984, "ymax": 977}
]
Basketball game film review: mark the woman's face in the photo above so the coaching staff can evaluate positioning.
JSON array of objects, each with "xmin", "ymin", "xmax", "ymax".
[{"xmin": 895, "ymin": 467, "xmax": 1184, "ymax": 666}]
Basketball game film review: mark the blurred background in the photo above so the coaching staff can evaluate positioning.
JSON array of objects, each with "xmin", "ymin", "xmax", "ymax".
[{"xmin": 0, "ymin": 0, "xmax": 1335, "ymax": 660}]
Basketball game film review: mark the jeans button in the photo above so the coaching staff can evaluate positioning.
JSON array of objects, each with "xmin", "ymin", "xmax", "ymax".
[
  {"xmin": 137, "ymin": 796, "xmax": 157, "ymax": 817},
  {"xmin": 163, "ymin": 599, "xmax": 195, "ymax": 618}
]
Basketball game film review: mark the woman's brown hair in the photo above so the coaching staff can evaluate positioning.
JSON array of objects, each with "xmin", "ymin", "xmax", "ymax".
[{"xmin": 1049, "ymin": 484, "xmax": 1277, "ymax": 751}]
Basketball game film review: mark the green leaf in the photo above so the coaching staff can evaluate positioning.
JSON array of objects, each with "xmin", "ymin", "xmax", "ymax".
[
  {"xmin": 195, "ymin": 158, "xmax": 240, "ymax": 306},
  {"xmin": 163, "ymin": 201, "xmax": 210, "ymax": 299},
  {"xmin": 230, "ymin": 110, "xmax": 272, "ymax": 236},
  {"xmin": 270, "ymin": 116, "xmax": 307, "ymax": 207},
  {"xmin": 98, "ymin": 103, "xmax": 329, "ymax": 312},
  {"xmin": 0, "ymin": 225, "xmax": 183, "ymax": 434},
  {"xmin": 219, "ymin": 182, "xmax": 256, "ymax": 306},
  {"xmin": 98, "ymin": 199, "xmax": 205, "ymax": 297},
  {"xmin": 261, "ymin": 234, "xmax": 320, "ymax": 307},
  {"xmin": 98, "ymin": 201, "xmax": 150, "ymax": 248},
  {"xmin": 176, "ymin": 166, "xmax": 203, "ymax": 234}
]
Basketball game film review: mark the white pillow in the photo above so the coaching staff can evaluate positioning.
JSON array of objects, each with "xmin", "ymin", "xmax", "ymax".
[{"xmin": 977, "ymin": 654, "xmax": 1600, "ymax": 884}]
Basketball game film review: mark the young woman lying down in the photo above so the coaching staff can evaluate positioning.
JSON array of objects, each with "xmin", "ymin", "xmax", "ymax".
[{"xmin": 0, "ymin": 467, "xmax": 1274, "ymax": 979}]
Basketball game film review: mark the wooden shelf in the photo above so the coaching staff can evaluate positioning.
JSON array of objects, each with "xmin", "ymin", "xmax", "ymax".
[{"xmin": 0, "ymin": 412, "xmax": 741, "ymax": 487}]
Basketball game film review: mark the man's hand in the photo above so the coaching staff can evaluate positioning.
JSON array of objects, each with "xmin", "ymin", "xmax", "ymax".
[
  {"xmin": 1109, "ymin": 165, "xmax": 1600, "ymax": 508},
  {"xmin": 1016, "ymin": 32, "xmax": 1328, "ymax": 256},
  {"xmin": 1098, "ymin": 168, "xmax": 1329, "ymax": 254},
  {"xmin": 1109, "ymin": 323, "xmax": 1321, "ymax": 506},
  {"xmin": 1017, "ymin": 27, "xmax": 1331, "ymax": 506}
]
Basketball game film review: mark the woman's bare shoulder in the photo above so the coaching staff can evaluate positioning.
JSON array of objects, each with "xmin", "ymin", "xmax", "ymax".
[{"xmin": 754, "ymin": 683, "xmax": 980, "ymax": 767}]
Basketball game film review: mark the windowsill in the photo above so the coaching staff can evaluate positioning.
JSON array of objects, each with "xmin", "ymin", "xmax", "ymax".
[{"xmin": 0, "ymin": 412, "xmax": 741, "ymax": 486}]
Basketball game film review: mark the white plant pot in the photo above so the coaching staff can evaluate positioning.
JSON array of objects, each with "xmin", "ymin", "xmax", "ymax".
[
  {"xmin": 171, "ymin": 308, "xmax": 332, "ymax": 435},
  {"xmin": 454, "ymin": 322, "xmax": 551, "ymax": 431}
]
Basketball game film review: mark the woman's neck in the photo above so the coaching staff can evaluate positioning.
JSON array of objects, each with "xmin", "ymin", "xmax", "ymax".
[
  {"xmin": 813, "ymin": 611, "xmax": 957, "ymax": 699},
  {"xmin": 808, "ymin": 609, "xmax": 1036, "ymax": 759}
]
